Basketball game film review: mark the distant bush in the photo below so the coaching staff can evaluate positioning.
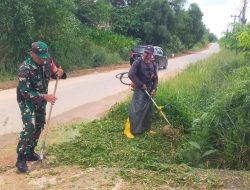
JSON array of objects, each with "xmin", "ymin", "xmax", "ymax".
[
  {"xmin": 83, "ymin": 28, "xmax": 137, "ymax": 60},
  {"xmin": 91, "ymin": 46, "xmax": 122, "ymax": 67}
]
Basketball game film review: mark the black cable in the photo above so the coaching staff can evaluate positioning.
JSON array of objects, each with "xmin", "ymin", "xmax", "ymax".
[{"xmin": 115, "ymin": 72, "xmax": 131, "ymax": 85}]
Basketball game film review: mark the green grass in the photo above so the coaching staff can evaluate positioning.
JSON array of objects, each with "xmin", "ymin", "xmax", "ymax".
[
  {"xmin": 49, "ymin": 114, "xmax": 219, "ymax": 189},
  {"xmin": 49, "ymin": 49, "xmax": 249, "ymax": 188},
  {"xmin": 0, "ymin": 71, "xmax": 16, "ymax": 81},
  {"xmin": 155, "ymin": 50, "xmax": 250, "ymax": 169}
]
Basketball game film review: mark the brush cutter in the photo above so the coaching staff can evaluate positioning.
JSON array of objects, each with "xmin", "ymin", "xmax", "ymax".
[
  {"xmin": 116, "ymin": 71, "xmax": 175, "ymax": 137},
  {"xmin": 39, "ymin": 76, "xmax": 59, "ymax": 161},
  {"xmin": 144, "ymin": 90, "xmax": 173, "ymax": 127}
]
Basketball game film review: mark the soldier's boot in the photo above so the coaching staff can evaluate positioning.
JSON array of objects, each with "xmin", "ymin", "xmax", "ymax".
[
  {"xmin": 15, "ymin": 155, "xmax": 28, "ymax": 173},
  {"xmin": 26, "ymin": 148, "xmax": 40, "ymax": 161}
]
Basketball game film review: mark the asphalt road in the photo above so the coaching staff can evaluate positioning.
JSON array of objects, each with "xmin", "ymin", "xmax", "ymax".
[{"xmin": 0, "ymin": 43, "xmax": 220, "ymax": 136}]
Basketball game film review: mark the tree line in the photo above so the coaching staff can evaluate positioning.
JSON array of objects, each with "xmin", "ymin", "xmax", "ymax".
[
  {"xmin": 0, "ymin": 0, "xmax": 217, "ymax": 78},
  {"xmin": 220, "ymin": 23, "xmax": 250, "ymax": 57}
]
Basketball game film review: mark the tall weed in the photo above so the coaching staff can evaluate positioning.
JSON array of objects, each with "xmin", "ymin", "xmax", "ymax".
[{"xmin": 157, "ymin": 50, "xmax": 250, "ymax": 169}]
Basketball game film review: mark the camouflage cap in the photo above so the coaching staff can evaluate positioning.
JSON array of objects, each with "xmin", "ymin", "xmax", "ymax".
[
  {"xmin": 32, "ymin": 41, "xmax": 50, "ymax": 59},
  {"xmin": 144, "ymin": 45, "xmax": 154, "ymax": 54}
]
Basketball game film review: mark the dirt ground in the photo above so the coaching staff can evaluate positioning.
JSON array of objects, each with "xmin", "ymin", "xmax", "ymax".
[{"xmin": 0, "ymin": 60, "xmax": 249, "ymax": 190}]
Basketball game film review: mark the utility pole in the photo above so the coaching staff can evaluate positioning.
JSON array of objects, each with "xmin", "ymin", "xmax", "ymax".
[
  {"xmin": 231, "ymin": 14, "xmax": 238, "ymax": 24},
  {"xmin": 230, "ymin": 14, "xmax": 239, "ymax": 32},
  {"xmin": 241, "ymin": 0, "xmax": 248, "ymax": 24}
]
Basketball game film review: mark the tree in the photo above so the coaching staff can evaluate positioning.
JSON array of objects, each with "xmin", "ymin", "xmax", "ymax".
[
  {"xmin": 139, "ymin": 0, "xmax": 174, "ymax": 45},
  {"xmin": 0, "ymin": 0, "xmax": 35, "ymax": 64},
  {"xmin": 169, "ymin": 0, "xmax": 187, "ymax": 12},
  {"xmin": 237, "ymin": 24, "xmax": 250, "ymax": 56},
  {"xmin": 109, "ymin": 0, "xmax": 144, "ymax": 7},
  {"xmin": 111, "ymin": 7, "xmax": 142, "ymax": 37},
  {"xmin": 208, "ymin": 33, "xmax": 218, "ymax": 42},
  {"xmin": 74, "ymin": 0, "xmax": 112, "ymax": 27},
  {"xmin": 178, "ymin": 3, "xmax": 205, "ymax": 48}
]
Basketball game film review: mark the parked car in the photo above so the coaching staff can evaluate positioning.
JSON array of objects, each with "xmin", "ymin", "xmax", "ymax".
[{"xmin": 130, "ymin": 45, "xmax": 168, "ymax": 69}]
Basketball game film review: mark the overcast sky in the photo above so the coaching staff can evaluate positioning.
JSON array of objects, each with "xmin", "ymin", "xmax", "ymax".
[{"xmin": 187, "ymin": 0, "xmax": 250, "ymax": 38}]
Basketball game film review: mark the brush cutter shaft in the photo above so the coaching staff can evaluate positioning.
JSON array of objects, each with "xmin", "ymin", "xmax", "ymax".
[{"xmin": 144, "ymin": 90, "xmax": 172, "ymax": 126}]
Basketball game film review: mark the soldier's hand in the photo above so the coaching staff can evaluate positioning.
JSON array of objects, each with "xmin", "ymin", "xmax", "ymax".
[
  {"xmin": 44, "ymin": 94, "xmax": 58, "ymax": 105},
  {"xmin": 56, "ymin": 66, "xmax": 64, "ymax": 78}
]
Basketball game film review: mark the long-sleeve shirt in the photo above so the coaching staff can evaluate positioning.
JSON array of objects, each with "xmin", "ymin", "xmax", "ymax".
[
  {"xmin": 128, "ymin": 58, "xmax": 158, "ymax": 93},
  {"xmin": 16, "ymin": 58, "xmax": 56, "ymax": 105}
]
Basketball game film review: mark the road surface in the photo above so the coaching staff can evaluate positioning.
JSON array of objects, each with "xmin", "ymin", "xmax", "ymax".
[{"xmin": 0, "ymin": 43, "xmax": 220, "ymax": 136}]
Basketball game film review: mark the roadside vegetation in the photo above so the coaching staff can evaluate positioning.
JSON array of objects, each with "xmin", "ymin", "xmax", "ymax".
[
  {"xmin": 0, "ymin": 0, "xmax": 217, "ymax": 81},
  {"xmin": 48, "ymin": 48, "xmax": 249, "ymax": 188}
]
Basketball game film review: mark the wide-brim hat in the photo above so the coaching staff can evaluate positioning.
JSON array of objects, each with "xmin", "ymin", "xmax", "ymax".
[{"xmin": 32, "ymin": 41, "xmax": 50, "ymax": 59}]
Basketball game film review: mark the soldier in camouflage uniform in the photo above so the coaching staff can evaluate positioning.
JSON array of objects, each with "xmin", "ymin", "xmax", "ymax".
[{"xmin": 16, "ymin": 41, "xmax": 66, "ymax": 173}]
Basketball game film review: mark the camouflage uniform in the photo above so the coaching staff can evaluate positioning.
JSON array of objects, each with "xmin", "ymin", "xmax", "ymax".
[{"xmin": 16, "ymin": 58, "xmax": 53, "ymax": 156}]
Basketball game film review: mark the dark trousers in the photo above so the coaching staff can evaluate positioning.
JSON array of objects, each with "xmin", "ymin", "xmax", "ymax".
[{"xmin": 129, "ymin": 89, "xmax": 153, "ymax": 135}]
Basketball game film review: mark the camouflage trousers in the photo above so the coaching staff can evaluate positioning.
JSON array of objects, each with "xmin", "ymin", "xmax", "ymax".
[{"xmin": 17, "ymin": 100, "xmax": 47, "ymax": 156}]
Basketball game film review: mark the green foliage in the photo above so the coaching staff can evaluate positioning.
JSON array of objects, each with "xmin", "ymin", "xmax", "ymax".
[
  {"xmin": 74, "ymin": 0, "xmax": 111, "ymax": 27},
  {"xmin": 0, "ymin": 0, "xmax": 129, "ymax": 78},
  {"xmin": 111, "ymin": 7, "xmax": 142, "ymax": 38},
  {"xmin": 154, "ymin": 88, "xmax": 193, "ymax": 130},
  {"xmin": 178, "ymin": 141, "xmax": 218, "ymax": 167},
  {"xmin": 179, "ymin": 3, "xmax": 205, "ymax": 49},
  {"xmin": 0, "ymin": 0, "xmax": 210, "ymax": 80},
  {"xmin": 140, "ymin": 0, "xmax": 174, "ymax": 45},
  {"xmin": 208, "ymin": 33, "xmax": 218, "ymax": 42},
  {"xmin": 193, "ymin": 67, "xmax": 250, "ymax": 169},
  {"xmin": 0, "ymin": 0, "xmax": 35, "ymax": 72},
  {"xmin": 164, "ymin": 35, "xmax": 184, "ymax": 54},
  {"xmin": 165, "ymin": 50, "xmax": 250, "ymax": 169},
  {"xmin": 110, "ymin": 0, "xmax": 206, "ymax": 51},
  {"xmin": 83, "ymin": 27, "xmax": 137, "ymax": 60},
  {"xmin": 91, "ymin": 46, "xmax": 121, "ymax": 67},
  {"xmin": 237, "ymin": 24, "xmax": 250, "ymax": 57},
  {"xmin": 220, "ymin": 23, "xmax": 250, "ymax": 58},
  {"xmin": 50, "ymin": 49, "xmax": 249, "ymax": 171}
]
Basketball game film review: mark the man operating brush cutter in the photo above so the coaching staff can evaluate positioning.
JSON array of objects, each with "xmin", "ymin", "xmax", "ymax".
[
  {"xmin": 16, "ymin": 41, "xmax": 66, "ymax": 173},
  {"xmin": 116, "ymin": 47, "xmax": 176, "ymax": 139},
  {"xmin": 126, "ymin": 45, "xmax": 158, "ymax": 138}
]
